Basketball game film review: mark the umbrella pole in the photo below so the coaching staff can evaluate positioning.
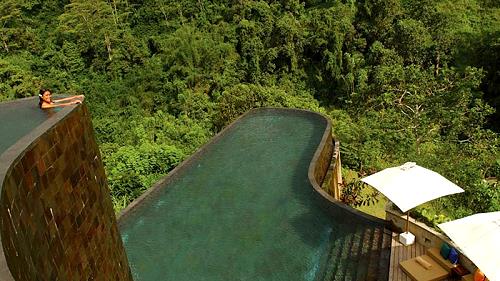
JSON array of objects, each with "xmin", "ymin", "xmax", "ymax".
[{"xmin": 406, "ymin": 211, "xmax": 410, "ymax": 233}]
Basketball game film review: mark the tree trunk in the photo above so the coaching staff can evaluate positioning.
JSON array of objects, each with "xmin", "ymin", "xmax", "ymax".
[
  {"xmin": 105, "ymin": 34, "xmax": 112, "ymax": 61},
  {"xmin": 434, "ymin": 53, "xmax": 440, "ymax": 76}
]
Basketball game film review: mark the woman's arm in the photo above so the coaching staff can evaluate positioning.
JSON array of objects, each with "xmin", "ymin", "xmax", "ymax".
[
  {"xmin": 53, "ymin": 95, "xmax": 85, "ymax": 103},
  {"xmin": 41, "ymin": 100, "xmax": 81, "ymax": 109}
]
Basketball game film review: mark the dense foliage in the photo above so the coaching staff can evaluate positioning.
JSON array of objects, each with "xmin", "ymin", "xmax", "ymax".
[{"xmin": 1, "ymin": 0, "xmax": 498, "ymax": 219}]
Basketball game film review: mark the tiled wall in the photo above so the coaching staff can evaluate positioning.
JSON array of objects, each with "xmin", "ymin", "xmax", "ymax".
[
  {"xmin": 311, "ymin": 132, "xmax": 333, "ymax": 186},
  {"xmin": 309, "ymin": 121, "xmax": 389, "ymax": 227},
  {"xmin": 0, "ymin": 105, "xmax": 133, "ymax": 281}
]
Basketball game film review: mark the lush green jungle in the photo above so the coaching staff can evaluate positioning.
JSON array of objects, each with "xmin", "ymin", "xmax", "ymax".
[{"xmin": 1, "ymin": 0, "xmax": 499, "ymax": 225}]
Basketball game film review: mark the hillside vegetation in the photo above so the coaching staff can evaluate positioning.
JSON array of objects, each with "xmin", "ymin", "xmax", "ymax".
[{"xmin": 1, "ymin": 0, "xmax": 498, "ymax": 221}]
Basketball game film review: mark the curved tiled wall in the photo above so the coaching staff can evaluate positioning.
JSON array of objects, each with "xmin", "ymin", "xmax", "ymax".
[
  {"xmin": 305, "ymin": 111, "xmax": 390, "ymax": 227},
  {"xmin": 118, "ymin": 108, "xmax": 391, "ymax": 280},
  {"xmin": 118, "ymin": 107, "xmax": 388, "ymax": 228},
  {"xmin": 0, "ymin": 103, "xmax": 132, "ymax": 281},
  {"xmin": 0, "ymin": 102, "xmax": 389, "ymax": 280}
]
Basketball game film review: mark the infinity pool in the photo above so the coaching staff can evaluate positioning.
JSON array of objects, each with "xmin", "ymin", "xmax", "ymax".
[
  {"xmin": 0, "ymin": 97, "xmax": 67, "ymax": 155},
  {"xmin": 0, "ymin": 98, "xmax": 50, "ymax": 155},
  {"xmin": 118, "ymin": 109, "xmax": 390, "ymax": 281}
]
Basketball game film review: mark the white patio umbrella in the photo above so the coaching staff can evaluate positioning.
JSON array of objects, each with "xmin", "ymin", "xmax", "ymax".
[
  {"xmin": 438, "ymin": 212, "xmax": 500, "ymax": 281},
  {"xmin": 361, "ymin": 162, "xmax": 464, "ymax": 244}
]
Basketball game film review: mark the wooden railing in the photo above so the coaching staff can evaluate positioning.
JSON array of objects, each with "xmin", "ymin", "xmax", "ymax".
[{"xmin": 329, "ymin": 140, "xmax": 343, "ymax": 200}]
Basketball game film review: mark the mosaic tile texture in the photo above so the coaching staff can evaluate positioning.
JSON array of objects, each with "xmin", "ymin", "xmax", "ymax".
[{"xmin": 0, "ymin": 105, "xmax": 133, "ymax": 281}]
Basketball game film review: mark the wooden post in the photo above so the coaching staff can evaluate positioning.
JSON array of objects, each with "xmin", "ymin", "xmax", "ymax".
[
  {"xmin": 330, "ymin": 140, "xmax": 342, "ymax": 200},
  {"xmin": 406, "ymin": 211, "xmax": 410, "ymax": 233},
  {"xmin": 331, "ymin": 164, "xmax": 339, "ymax": 199},
  {"xmin": 336, "ymin": 148, "xmax": 342, "ymax": 186}
]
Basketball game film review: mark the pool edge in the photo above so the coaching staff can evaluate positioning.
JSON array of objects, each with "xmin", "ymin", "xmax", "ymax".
[
  {"xmin": 307, "ymin": 112, "xmax": 390, "ymax": 226},
  {"xmin": 117, "ymin": 107, "xmax": 388, "ymax": 227},
  {"xmin": 0, "ymin": 100, "xmax": 76, "ymax": 281},
  {"xmin": 0, "ymin": 102, "xmax": 133, "ymax": 280}
]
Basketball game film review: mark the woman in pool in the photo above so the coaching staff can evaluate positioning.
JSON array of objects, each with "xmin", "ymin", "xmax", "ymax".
[{"xmin": 38, "ymin": 88, "xmax": 84, "ymax": 109}]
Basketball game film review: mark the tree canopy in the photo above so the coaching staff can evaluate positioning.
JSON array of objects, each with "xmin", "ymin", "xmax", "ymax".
[{"xmin": 1, "ymin": 0, "xmax": 498, "ymax": 220}]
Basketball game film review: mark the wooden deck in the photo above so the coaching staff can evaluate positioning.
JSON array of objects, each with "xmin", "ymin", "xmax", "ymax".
[{"xmin": 389, "ymin": 234, "xmax": 454, "ymax": 281}]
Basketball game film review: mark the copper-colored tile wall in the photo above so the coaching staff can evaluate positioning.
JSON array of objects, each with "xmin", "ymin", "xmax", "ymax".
[
  {"xmin": 0, "ymin": 105, "xmax": 133, "ymax": 281},
  {"xmin": 312, "ymin": 132, "xmax": 334, "ymax": 186}
]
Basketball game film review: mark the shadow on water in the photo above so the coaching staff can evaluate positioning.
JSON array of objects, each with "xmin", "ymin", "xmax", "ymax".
[
  {"xmin": 285, "ymin": 120, "xmax": 366, "ymax": 281},
  {"xmin": 287, "ymin": 120, "xmax": 354, "ymax": 245},
  {"xmin": 287, "ymin": 130, "xmax": 329, "ymax": 247}
]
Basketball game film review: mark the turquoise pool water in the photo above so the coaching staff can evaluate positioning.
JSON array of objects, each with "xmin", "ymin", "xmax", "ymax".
[
  {"xmin": 0, "ymin": 99, "xmax": 52, "ymax": 155},
  {"xmin": 119, "ymin": 110, "xmax": 389, "ymax": 281}
]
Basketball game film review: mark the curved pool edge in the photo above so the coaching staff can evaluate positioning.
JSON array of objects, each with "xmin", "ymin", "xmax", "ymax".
[
  {"xmin": 116, "ymin": 107, "xmax": 324, "ymax": 223},
  {"xmin": 117, "ymin": 107, "xmax": 392, "ymax": 281},
  {"xmin": 0, "ymin": 102, "xmax": 133, "ymax": 281},
  {"xmin": 117, "ymin": 107, "xmax": 273, "ymax": 223},
  {"xmin": 118, "ymin": 107, "xmax": 389, "ymax": 227},
  {"xmin": 0, "ymin": 99, "xmax": 74, "ymax": 185},
  {"xmin": 307, "ymin": 122, "xmax": 390, "ymax": 226},
  {"xmin": 0, "ymin": 98, "xmax": 75, "ymax": 281}
]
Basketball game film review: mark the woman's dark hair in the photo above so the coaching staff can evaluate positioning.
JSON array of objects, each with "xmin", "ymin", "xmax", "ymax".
[{"xmin": 38, "ymin": 88, "xmax": 51, "ymax": 108}]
